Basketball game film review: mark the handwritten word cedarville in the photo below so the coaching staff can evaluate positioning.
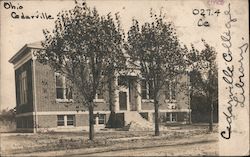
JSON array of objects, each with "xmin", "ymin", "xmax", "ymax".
[
  {"xmin": 220, "ymin": 3, "xmax": 237, "ymax": 140},
  {"xmin": 11, "ymin": 11, "xmax": 54, "ymax": 20},
  {"xmin": 3, "ymin": 2, "xmax": 54, "ymax": 20}
]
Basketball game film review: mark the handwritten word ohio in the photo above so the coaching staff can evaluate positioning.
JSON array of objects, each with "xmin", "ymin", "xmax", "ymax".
[{"xmin": 3, "ymin": 2, "xmax": 54, "ymax": 20}]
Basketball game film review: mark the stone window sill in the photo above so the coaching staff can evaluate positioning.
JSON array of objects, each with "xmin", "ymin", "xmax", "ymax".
[
  {"xmin": 164, "ymin": 99, "xmax": 177, "ymax": 103},
  {"xmin": 142, "ymin": 99, "xmax": 154, "ymax": 103},
  {"xmin": 56, "ymin": 99, "xmax": 74, "ymax": 103},
  {"xmin": 57, "ymin": 125, "xmax": 75, "ymax": 128},
  {"xmin": 94, "ymin": 99, "xmax": 105, "ymax": 103}
]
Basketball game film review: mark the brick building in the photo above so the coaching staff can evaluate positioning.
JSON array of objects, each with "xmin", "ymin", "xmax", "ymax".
[{"xmin": 9, "ymin": 42, "xmax": 191, "ymax": 132}]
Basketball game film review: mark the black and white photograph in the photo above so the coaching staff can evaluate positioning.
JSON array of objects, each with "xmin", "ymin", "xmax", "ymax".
[{"xmin": 0, "ymin": 0, "xmax": 249, "ymax": 156}]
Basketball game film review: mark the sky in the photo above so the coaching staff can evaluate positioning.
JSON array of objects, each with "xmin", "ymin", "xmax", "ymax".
[{"xmin": 0, "ymin": 0, "xmax": 246, "ymax": 110}]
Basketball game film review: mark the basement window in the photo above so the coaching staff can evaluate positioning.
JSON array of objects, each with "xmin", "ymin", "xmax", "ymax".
[
  {"xmin": 67, "ymin": 115, "xmax": 75, "ymax": 126},
  {"xmin": 57, "ymin": 115, "xmax": 65, "ymax": 126},
  {"xmin": 98, "ymin": 114, "xmax": 106, "ymax": 124},
  {"xmin": 166, "ymin": 113, "xmax": 177, "ymax": 123},
  {"xmin": 94, "ymin": 114, "xmax": 106, "ymax": 125},
  {"xmin": 57, "ymin": 115, "xmax": 75, "ymax": 127}
]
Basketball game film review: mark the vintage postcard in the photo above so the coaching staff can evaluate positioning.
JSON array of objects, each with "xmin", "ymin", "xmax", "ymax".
[{"xmin": 0, "ymin": 0, "xmax": 249, "ymax": 156}]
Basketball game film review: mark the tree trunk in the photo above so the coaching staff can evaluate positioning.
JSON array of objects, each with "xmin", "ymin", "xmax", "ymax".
[
  {"xmin": 88, "ymin": 103, "xmax": 94, "ymax": 140},
  {"xmin": 209, "ymin": 95, "xmax": 213, "ymax": 132},
  {"xmin": 154, "ymin": 100, "xmax": 160, "ymax": 136},
  {"xmin": 208, "ymin": 63, "xmax": 213, "ymax": 132},
  {"xmin": 107, "ymin": 94, "xmax": 116, "ymax": 128},
  {"xmin": 106, "ymin": 74, "xmax": 117, "ymax": 128},
  {"xmin": 107, "ymin": 110, "xmax": 116, "ymax": 128}
]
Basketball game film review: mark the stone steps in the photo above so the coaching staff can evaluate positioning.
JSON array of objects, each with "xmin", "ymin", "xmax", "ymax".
[{"xmin": 123, "ymin": 111, "xmax": 154, "ymax": 131}]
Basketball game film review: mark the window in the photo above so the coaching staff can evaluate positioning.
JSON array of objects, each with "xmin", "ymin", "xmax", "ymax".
[
  {"xmin": 19, "ymin": 71, "xmax": 28, "ymax": 104},
  {"xmin": 56, "ymin": 74, "xmax": 64, "ymax": 99},
  {"xmin": 67, "ymin": 115, "xmax": 75, "ymax": 126},
  {"xmin": 96, "ymin": 88, "xmax": 104, "ymax": 99},
  {"xmin": 165, "ymin": 80, "xmax": 176, "ymax": 101},
  {"xmin": 171, "ymin": 113, "xmax": 177, "ymax": 122},
  {"xmin": 57, "ymin": 115, "xmax": 75, "ymax": 127},
  {"xmin": 141, "ymin": 79, "xmax": 147, "ymax": 99},
  {"xmin": 55, "ymin": 73, "xmax": 73, "ymax": 100},
  {"xmin": 166, "ymin": 113, "xmax": 171, "ymax": 122},
  {"xmin": 98, "ymin": 114, "xmax": 106, "ymax": 124},
  {"xmin": 94, "ymin": 114, "xmax": 106, "ymax": 125},
  {"xmin": 166, "ymin": 113, "xmax": 177, "ymax": 122},
  {"xmin": 165, "ymin": 81, "xmax": 170, "ymax": 100},
  {"xmin": 148, "ymin": 80, "xmax": 154, "ymax": 99},
  {"xmin": 94, "ymin": 83, "xmax": 104, "ymax": 101},
  {"xmin": 57, "ymin": 115, "xmax": 64, "ymax": 126},
  {"xmin": 141, "ymin": 79, "xmax": 154, "ymax": 100},
  {"xmin": 66, "ymin": 86, "xmax": 73, "ymax": 99},
  {"xmin": 171, "ymin": 81, "xmax": 176, "ymax": 100}
]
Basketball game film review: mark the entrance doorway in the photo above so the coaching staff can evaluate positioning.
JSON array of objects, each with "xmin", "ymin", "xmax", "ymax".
[
  {"xmin": 118, "ymin": 76, "xmax": 138, "ymax": 111},
  {"xmin": 129, "ymin": 80, "xmax": 137, "ymax": 111},
  {"xmin": 119, "ymin": 92, "xmax": 127, "ymax": 110}
]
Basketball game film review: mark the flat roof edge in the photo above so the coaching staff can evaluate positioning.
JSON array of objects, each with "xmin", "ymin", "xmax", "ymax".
[
  {"xmin": 9, "ymin": 42, "xmax": 43, "ymax": 64},
  {"xmin": 9, "ymin": 44, "xmax": 28, "ymax": 64}
]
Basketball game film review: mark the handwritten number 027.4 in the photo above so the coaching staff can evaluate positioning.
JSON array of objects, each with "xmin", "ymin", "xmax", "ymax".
[{"xmin": 193, "ymin": 9, "xmax": 221, "ymax": 17}]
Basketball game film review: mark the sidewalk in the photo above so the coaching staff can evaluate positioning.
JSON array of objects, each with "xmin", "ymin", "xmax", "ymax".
[{"xmin": 4, "ymin": 133, "xmax": 218, "ymax": 157}]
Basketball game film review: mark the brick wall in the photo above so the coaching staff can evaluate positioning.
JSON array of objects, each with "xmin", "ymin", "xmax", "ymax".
[
  {"xmin": 37, "ymin": 115, "xmax": 57, "ymax": 128},
  {"xmin": 141, "ymin": 74, "xmax": 189, "ymax": 111},
  {"xmin": 75, "ymin": 114, "xmax": 89, "ymax": 126},
  {"xmin": 34, "ymin": 61, "xmax": 110, "ymax": 112},
  {"xmin": 37, "ymin": 113, "xmax": 110, "ymax": 128},
  {"xmin": 141, "ymin": 101, "xmax": 154, "ymax": 110},
  {"xmin": 34, "ymin": 60, "xmax": 188, "ymax": 113}
]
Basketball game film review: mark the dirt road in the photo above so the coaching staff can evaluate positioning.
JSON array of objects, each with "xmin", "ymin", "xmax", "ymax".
[
  {"xmin": 2, "ymin": 126, "xmax": 218, "ymax": 156},
  {"xmin": 83, "ymin": 140, "xmax": 217, "ymax": 156}
]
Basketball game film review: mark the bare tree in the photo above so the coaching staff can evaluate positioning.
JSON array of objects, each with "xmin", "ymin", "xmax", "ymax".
[
  {"xmin": 36, "ymin": 1, "xmax": 125, "ymax": 140},
  {"xmin": 126, "ymin": 11, "xmax": 186, "ymax": 136}
]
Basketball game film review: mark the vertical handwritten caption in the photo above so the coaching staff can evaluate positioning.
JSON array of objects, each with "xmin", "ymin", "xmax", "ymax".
[{"xmin": 221, "ymin": 3, "xmax": 248, "ymax": 140}]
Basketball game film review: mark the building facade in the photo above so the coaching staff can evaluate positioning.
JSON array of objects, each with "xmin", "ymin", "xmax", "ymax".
[{"xmin": 9, "ymin": 42, "xmax": 191, "ymax": 132}]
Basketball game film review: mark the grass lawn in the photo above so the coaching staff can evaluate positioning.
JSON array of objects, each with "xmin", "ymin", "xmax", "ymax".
[{"xmin": 0, "ymin": 124, "xmax": 218, "ymax": 155}]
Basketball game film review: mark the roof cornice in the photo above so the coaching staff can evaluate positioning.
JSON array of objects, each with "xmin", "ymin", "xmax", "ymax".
[{"xmin": 9, "ymin": 41, "xmax": 43, "ymax": 64}]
